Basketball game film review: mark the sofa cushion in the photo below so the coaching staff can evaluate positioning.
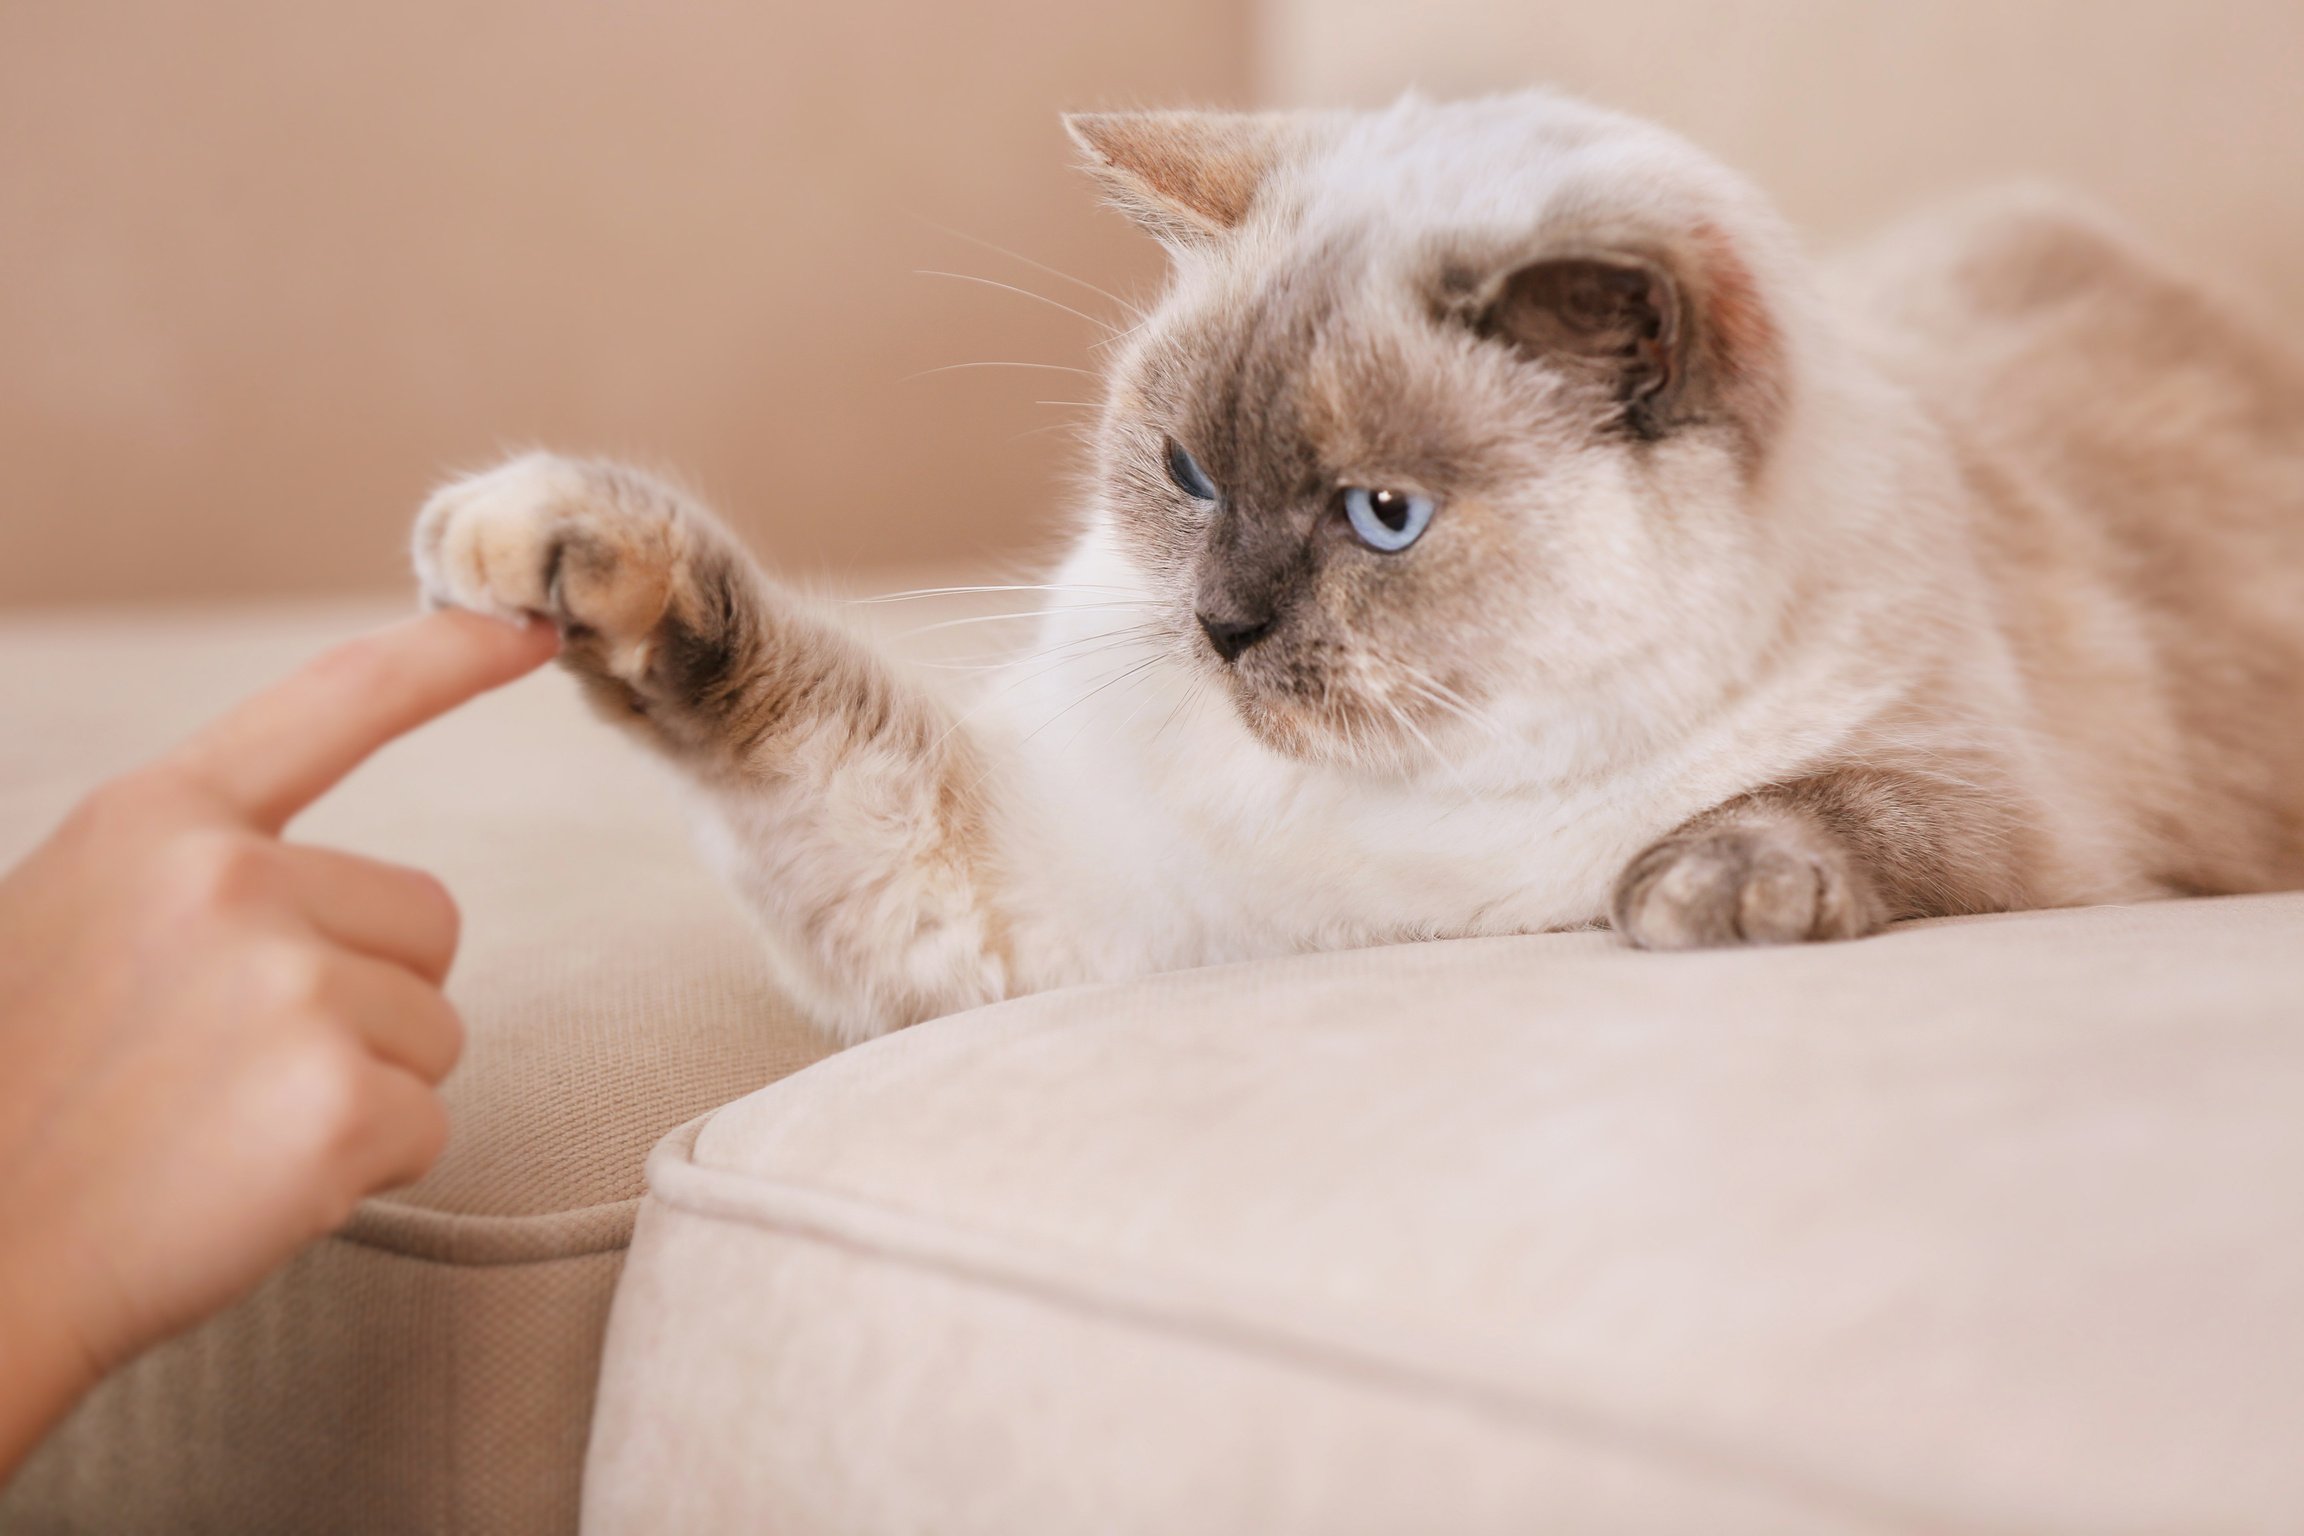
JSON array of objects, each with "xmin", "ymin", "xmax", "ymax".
[
  {"xmin": 0, "ymin": 601, "xmax": 835, "ymax": 1534},
  {"xmin": 585, "ymin": 893, "xmax": 2304, "ymax": 1534}
]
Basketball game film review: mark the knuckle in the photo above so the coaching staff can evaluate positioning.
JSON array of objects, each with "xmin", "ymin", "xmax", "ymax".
[
  {"xmin": 249, "ymin": 940, "xmax": 335, "ymax": 1017},
  {"xmin": 66, "ymin": 772, "xmax": 160, "ymax": 840},
  {"xmin": 271, "ymin": 1032, "xmax": 372, "ymax": 1159},
  {"xmin": 164, "ymin": 831, "xmax": 278, "ymax": 917},
  {"xmin": 62, "ymin": 768, "xmax": 211, "ymax": 862}
]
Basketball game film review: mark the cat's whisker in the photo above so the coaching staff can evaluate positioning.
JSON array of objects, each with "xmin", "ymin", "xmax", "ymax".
[
  {"xmin": 1002, "ymin": 628, "xmax": 1167, "ymax": 688},
  {"xmin": 916, "ymin": 220, "xmax": 1148, "ymax": 319},
  {"xmin": 925, "ymin": 627, "xmax": 1167, "ymax": 753},
  {"xmin": 1376, "ymin": 693, "xmax": 1491, "ymax": 823},
  {"xmin": 1394, "ymin": 662, "xmax": 1506, "ymax": 740},
  {"xmin": 1024, "ymin": 651, "xmax": 1173, "ymax": 744},
  {"xmin": 1086, "ymin": 318, "xmax": 1154, "ymax": 351},
  {"xmin": 1146, "ymin": 670, "xmax": 1209, "ymax": 749},
  {"xmin": 1013, "ymin": 635, "xmax": 1161, "ymax": 686},
  {"xmin": 894, "ymin": 602, "xmax": 1161, "ymax": 640},
  {"xmin": 1383, "ymin": 702, "xmax": 1430, "ymax": 773},
  {"xmin": 914, "ymin": 269, "xmax": 1120, "ymax": 336},
  {"xmin": 951, "ymin": 646, "xmax": 1169, "ymax": 797},
  {"xmin": 1394, "ymin": 661, "xmax": 1477, "ymax": 711},
  {"xmin": 1008, "ymin": 418, "xmax": 1097, "ymax": 446},
  {"xmin": 997, "ymin": 627, "xmax": 1169, "ymax": 676},
  {"xmin": 1399, "ymin": 673, "xmax": 1507, "ymax": 750},
  {"xmin": 850, "ymin": 582, "xmax": 1145, "ymax": 605},
  {"xmin": 901, "ymin": 360, "xmax": 1103, "ymax": 384},
  {"xmin": 911, "ymin": 623, "xmax": 1167, "ymax": 672},
  {"xmin": 1112, "ymin": 654, "xmax": 1191, "ymax": 739},
  {"xmin": 978, "ymin": 615, "xmax": 1168, "ymax": 654},
  {"xmin": 910, "ymin": 645, "xmax": 1149, "ymax": 674},
  {"xmin": 1412, "ymin": 673, "xmax": 1482, "ymax": 718},
  {"xmin": 1059, "ymin": 654, "xmax": 1173, "ymax": 756}
]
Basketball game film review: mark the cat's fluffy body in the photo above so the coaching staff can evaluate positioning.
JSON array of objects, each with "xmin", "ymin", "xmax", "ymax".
[{"xmin": 416, "ymin": 92, "xmax": 2304, "ymax": 1043}]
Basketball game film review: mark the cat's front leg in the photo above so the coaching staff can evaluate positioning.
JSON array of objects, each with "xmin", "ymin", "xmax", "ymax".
[
  {"xmin": 1609, "ymin": 767, "xmax": 2021, "ymax": 949},
  {"xmin": 413, "ymin": 452, "xmax": 1024, "ymax": 1040}
]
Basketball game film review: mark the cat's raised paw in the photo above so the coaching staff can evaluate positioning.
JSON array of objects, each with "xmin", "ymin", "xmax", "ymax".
[
  {"xmin": 412, "ymin": 453, "xmax": 677, "ymax": 662},
  {"xmin": 1610, "ymin": 820, "xmax": 1883, "ymax": 950}
]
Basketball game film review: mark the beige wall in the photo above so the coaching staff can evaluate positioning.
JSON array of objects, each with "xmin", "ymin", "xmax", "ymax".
[
  {"xmin": 0, "ymin": 2, "xmax": 1248, "ymax": 607},
  {"xmin": 9, "ymin": 3, "xmax": 2301, "ymax": 607},
  {"xmin": 1263, "ymin": 1, "xmax": 2304, "ymax": 336}
]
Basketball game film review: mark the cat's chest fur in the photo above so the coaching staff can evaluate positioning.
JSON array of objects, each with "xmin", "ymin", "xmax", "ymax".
[{"xmin": 971, "ymin": 552, "xmax": 1672, "ymax": 978}]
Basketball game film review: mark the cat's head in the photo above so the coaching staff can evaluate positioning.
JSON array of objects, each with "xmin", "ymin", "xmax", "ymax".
[{"xmin": 1070, "ymin": 92, "xmax": 1809, "ymax": 774}]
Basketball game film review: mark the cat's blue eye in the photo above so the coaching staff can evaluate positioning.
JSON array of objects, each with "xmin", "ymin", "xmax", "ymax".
[
  {"xmin": 1165, "ymin": 439, "xmax": 1219, "ymax": 503},
  {"xmin": 1341, "ymin": 486, "xmax": 1436, "ymax": 552}
]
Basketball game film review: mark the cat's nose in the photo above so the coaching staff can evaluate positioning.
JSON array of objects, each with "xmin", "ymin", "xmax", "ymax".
[{"xmin": 1197, "ymin": 609, "xmax": 1274, "ymax": 663}]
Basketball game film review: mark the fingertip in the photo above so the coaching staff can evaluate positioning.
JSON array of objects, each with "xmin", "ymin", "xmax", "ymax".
[
  {"xmin": 434, "ymin": 997, "xmax": 469, "ymax": 1081},
  {"xmin": 426, "ymin": 605, "xmax": 562, "ymax": 671},
  {"xmin": 504, "ymin": 609, "xmax": 565, "ymax": 663},
  {"xmin": 411, "ymin": 867, "xmax": 464, "ymax": 983}
]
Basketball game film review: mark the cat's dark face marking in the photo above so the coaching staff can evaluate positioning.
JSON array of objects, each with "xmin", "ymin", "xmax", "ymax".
[
  {"xmin": 1097, "ymin": 232, "xmax": 1689, "ymax": 769},
  {"xmin": 1078, "ymin": 101, "xmax": 1790, "ymax": 774}
]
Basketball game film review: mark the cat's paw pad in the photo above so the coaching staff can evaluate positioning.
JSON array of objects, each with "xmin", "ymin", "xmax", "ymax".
[
  {"xmin": 412, "ymin": 453, "xmax": 674, "ymax": 653},
  {"xmin": 1611, "ymin": 821, "xmax": 1881, "ymax": 950}
]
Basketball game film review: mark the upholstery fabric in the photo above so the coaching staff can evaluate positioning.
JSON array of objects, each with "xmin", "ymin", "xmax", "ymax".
[
  {"xmin": 585, "ymin": 894, "xmax": 2304, "ymax": 1534},
  {"xmin": 0, "ymin": 601, "xmax": 836, "ymax": 1534},
  {"xmin": 8, "ymin": 599, "xmax": 2304, "ymax": 1532}
]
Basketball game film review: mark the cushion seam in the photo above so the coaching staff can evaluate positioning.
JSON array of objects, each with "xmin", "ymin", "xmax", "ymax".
[
  {"xmin": 338, "ymin": 1195, "xmax": 640, "ymax": 1265},
  {"xmin": 325, "ymin": 1235, "xmax": 630, "ymax": 1270},
  {"xmin": 642, "ymin": 1143, "xmax": 2007, "ymax": 1536}
]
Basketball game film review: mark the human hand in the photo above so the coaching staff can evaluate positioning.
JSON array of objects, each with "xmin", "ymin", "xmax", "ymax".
[{"xmin": 0, "ymin": 610, "xmax": 556, "ymax": 1477}]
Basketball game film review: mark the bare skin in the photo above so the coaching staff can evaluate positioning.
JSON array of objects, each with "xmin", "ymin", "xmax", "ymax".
[{"xmin": 0, "ymin": 610, "xmax": 555, "ymax": 1483}]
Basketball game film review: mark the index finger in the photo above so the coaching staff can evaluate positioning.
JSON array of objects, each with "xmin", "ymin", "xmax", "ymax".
[{"xmin": 167, "ymin": 608, "xmax": 559, "ymax": 830}]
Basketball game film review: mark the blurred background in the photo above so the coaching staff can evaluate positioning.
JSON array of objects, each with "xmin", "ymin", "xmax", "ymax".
[{"xmin": 5, "ymin": 1, "xmax": 2302, "ymax": 610}]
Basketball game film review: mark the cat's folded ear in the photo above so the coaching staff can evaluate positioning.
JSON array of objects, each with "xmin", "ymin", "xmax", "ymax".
[
  {"xmin": 1463, "ymin": 231, "xmax": 1786, "ymax": 448},
  {"xmin": 1064, "ymin": 110, "xmax": 1295, "ymax": 247}
]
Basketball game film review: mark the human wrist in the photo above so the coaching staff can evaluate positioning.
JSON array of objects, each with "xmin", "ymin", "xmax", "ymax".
[{"xmin": 0, "ymin": 1235, "xmax": 106, "ymax": 1482}]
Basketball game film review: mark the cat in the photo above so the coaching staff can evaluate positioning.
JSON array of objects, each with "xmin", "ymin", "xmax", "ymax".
[{"xmin": 414, "ymin": 90, "xmax": 2304, "ymax": 1044}]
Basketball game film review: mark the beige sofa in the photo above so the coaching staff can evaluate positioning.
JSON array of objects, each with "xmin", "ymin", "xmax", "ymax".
[
  {"xmin": 10, "ymin": 2, "xmax": 2304, "ymax": 1529},
  {"xmin": 3, "ymin": 599, "xmax": 2300, "ymax": 1534}
]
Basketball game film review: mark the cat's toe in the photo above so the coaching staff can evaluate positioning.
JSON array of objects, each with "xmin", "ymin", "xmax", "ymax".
[
  {"xmin": 412, "ymin": 452, "xmax": 596, "ymax": 622},
  {"xmin": 1610, "ymin": 823, "xmax": 1880, "ymax": 950}
]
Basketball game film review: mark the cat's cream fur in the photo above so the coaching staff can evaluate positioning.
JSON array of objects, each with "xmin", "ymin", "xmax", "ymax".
[{"xmin": 415, "ymin": 91, "xmax": 2304, "ymax": 1043}]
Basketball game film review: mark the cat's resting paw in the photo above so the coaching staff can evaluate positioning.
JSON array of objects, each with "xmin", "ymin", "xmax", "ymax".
[
  {"xmin": 413, "ymin": 453, "xmax": 679, "ymax": 676},
  {"xmin": 1610, "ymin": 820, "xmax": 1883, "ymax": 949}
]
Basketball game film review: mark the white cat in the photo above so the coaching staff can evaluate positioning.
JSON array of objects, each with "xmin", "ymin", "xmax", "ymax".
[{"xmin": 416, "ymin": 91, "xmax": 2304, "ymax": 1042}]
